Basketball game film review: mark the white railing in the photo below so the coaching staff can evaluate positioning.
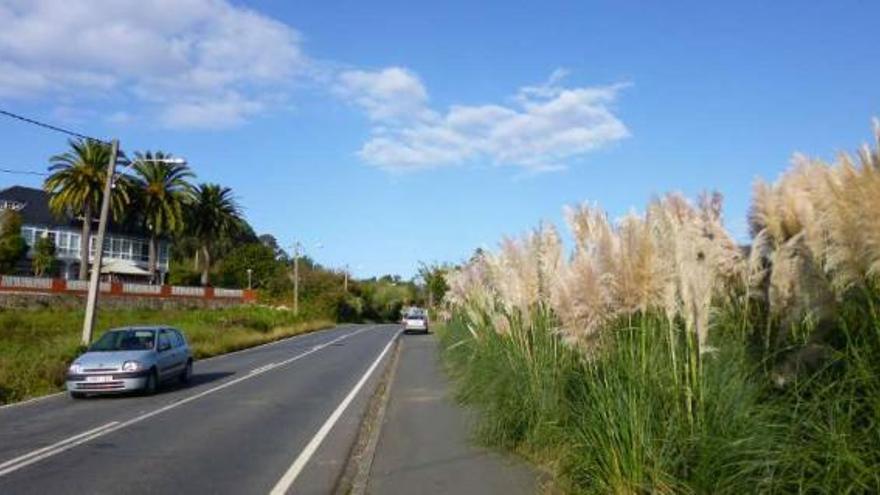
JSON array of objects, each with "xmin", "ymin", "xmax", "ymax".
[
  {"xmin": 65, "ymin": 280, "xmax": 111, "ymax": 292},
  {"xmin": 65, "ymin": 280, "xmax": 88, "ymax": 291},
  {"xmin": 0, "ymin": 276, "xmax": 53, "ymax": 290},
  {"xmin": 171, "ymin": 286, "xmax": 205, "ymax": 297},
  {"xmin": 122, "ymin": 283, "xmax": 161, "ymax": 295},
  {"xmin": 0, "ymin": 275, "xmax": 248, "ymax": 300},
  {"xmin": 214, "ymin": 288, "xmax": 243, "ymax": 298}
]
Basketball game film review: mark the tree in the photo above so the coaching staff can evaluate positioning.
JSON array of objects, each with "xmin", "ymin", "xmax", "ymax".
[
  {"xmin": 31, "ymin": 235, "xmax": 56, "ymax": 277},
  {"xmin": 217, "ymin": 243, "xmax": 282, "ymax": 290},
  {"xmin": 418, "ymin": 262, "xmax": 449, "ymax": 308},
  {"xmin": 44, "ymin": 139, "xmax": 130, "ymax": 280},
  {"xmin": 258, "ymin": 234, "xmax": 288, "ymax": 260},
  {"xmin": 130, "ymin": 152, "xmax": 194, "ymax": 282},
  {"xmin": 189, "ymin": 183, "xmax": 243, "ymax": 286},
  {"xmin": 0, "ymin": 210, "xmax": 27, "ymax": 274}
]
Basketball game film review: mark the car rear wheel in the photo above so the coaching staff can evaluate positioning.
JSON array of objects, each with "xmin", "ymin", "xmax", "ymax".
[
  {"xmin": 179, "ymin": 360, "xmax": 192, "ymax": 384},
  {"xmin": 69, "ymin": 391, "xmax": 86, "ymax": 399},
  {"xmin": 143, "ymin": 370, "xmax": 158, "ymax": 396}
]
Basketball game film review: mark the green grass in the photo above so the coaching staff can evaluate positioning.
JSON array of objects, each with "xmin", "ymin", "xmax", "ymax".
[
  {"xmin": 439, "ymin": 296, "xmax": 880, "ymax": 493},
  {"xmin": 0, "ymin": 305, "xmax": 334, "ymax": 405}
]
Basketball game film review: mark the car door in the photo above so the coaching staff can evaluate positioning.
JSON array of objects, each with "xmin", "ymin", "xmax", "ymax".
[
  {"xmin": 156, "ymin": 329, "xmax": 178, "ymax": 379},
  {"xmin": 173, "ymin": 329, "xmax": 191, "ymax": 362}
]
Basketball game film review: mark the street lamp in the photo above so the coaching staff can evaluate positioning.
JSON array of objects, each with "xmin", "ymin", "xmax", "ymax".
[
  {"xmin": 80, "ymin": 150, "xmax": 188, "ymax": 346},
  {"xmin": 246, "ymin": 268, "xmax": 253, "ymax": 290}
]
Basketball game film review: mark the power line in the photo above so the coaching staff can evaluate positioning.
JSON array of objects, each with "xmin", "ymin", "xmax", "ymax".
[
  {"xmin": 0, "ymin": 166, "xmax": 48, "ymax": 177},
  {"xmin": 0, "ymin": 108, "xmax": 106, "ymax": 143}
]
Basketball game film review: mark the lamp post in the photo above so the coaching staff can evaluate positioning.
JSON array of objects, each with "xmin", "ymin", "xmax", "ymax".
[
  {"xmin": 246, "ymin": 268, "xmax": 253, "ymax": 290},
  {"xmin": 80, "ymin": 149, "xmax": 188, "ymax": 346}
]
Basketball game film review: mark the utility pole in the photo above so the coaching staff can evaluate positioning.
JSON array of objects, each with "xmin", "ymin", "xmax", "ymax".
[
  {"xmin": 81, "ymin": 138, "xmax": 119, "ymax": 346},
  {"xmin": 292, "ymin": 242, "xmax": 301, "ymax": 316},
  {"xmin": 343, "ymin": 264, "xmax": 349, "ymax": 292}
]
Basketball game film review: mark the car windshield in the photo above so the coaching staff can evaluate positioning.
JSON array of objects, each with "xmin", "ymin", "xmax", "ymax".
[
  {"xmin": 89, "ymin": 329, "xmax": 156, "ymax": 351},
  {"xmin": 407, "ymin": 314, "xmax": 424, "ymax": 320}
]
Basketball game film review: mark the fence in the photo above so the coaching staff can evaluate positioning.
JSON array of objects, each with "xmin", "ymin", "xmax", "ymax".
[{"xmin": 0, "ymin": 275, "xmax": 255, "ymax": 303}]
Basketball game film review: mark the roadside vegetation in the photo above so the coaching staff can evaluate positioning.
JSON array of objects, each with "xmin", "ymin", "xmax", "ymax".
[
  {"xmin": 439, "ymin": 125, "xmax": 880, "ymax": 493},
  {"xmin": 0, "ymin": 304, "xmax": 334, "ymax": 405}
]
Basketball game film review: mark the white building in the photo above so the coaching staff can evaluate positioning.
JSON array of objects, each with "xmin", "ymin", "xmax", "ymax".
[{"xmin": 0, "ymin": 185, "xmax": 170, "ymax": 281}]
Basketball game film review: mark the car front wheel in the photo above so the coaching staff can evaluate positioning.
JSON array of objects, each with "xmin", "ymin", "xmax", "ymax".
[
  {"xmin": 69, "ymin": 391, "xmax": 86, "ymax": 399},
  {"xmin": 143, "ymin": 370, "xmax": 158, "ymax": 396}
]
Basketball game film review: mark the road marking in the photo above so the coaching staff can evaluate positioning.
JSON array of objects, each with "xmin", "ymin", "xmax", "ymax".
[
  {"xmin": 0, "ymin": 421, "xmax": 119, "ymax": 474},
  {"xmin": 0, "ymin": 325, "xmax": 379, "ymax": 479},
  {"xmin": 269, "ymin": 329, "xmax": 401, "ymax": 495},
  {"xmin": 250, "ymin": 363, "xmax": 277, "ymax": 374}
]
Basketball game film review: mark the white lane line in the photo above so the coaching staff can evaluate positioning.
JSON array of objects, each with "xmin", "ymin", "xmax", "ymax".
[
  {"xmin": 0, "ymin": 422, "xmax": 119, "ymax": 472},
  {"xmin": 0, "ymin": 325, "xmax": 379, "ymax": 479},
  {"xmin": 250, "ymin": 363, "xmax": 277, "ymax": 374},
  {"xmin": 269, "ymin": 329, "xmax": 401, "ymax": 495}
]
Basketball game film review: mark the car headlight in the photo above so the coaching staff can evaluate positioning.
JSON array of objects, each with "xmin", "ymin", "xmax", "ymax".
[
  {"xmin": 122, "ymin": 361, "xmax": 143, "ymax": 372},
  {"xmin": 68, "ymin": 363, "xmax": 82, "ymax": 374}
]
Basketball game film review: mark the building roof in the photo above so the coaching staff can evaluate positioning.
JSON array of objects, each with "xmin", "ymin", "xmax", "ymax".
[{"xmin": 0, "ymin": 185, "xmax": 149, "ymax": 238}]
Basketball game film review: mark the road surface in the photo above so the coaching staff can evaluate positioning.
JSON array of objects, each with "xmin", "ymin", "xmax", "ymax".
[{"xmin": 0, "ymin": 323, "xmax": 399, "ymax": 495}]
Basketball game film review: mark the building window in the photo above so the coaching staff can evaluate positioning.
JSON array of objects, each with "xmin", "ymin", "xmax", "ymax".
[{"xmin": 22, "ymin": 227, "xmax": 36, "ymax": 247}]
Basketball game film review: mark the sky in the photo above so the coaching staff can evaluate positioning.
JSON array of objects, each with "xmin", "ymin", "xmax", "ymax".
[{"xmin": 1, "ymin": 0, "xmax": 879, "ymax": 279}]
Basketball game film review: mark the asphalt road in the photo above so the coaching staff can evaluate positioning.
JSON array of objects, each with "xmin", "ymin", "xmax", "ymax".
[{"xmin": 0, "ymin": 323, "xmax": 399, "ymax": 495}]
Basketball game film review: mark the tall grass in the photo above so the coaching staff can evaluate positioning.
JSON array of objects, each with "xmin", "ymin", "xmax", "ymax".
[
  {"xmin": 441, "ymin": 124, "xmax": 880, "ymax": 493},
  {"xmin": 0, "ymin": 305, "xmax": 334, "ymax": 404}
]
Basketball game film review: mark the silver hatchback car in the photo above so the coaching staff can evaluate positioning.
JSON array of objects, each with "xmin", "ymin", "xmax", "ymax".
[{"xmin": 66, "ymin": 326, "xmax": 193, "ymax": 398}]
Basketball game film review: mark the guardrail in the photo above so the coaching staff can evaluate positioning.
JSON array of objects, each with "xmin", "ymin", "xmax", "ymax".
[{"xmin": 0, "ymin": 275, "xmax": 255, "ymax": 302}]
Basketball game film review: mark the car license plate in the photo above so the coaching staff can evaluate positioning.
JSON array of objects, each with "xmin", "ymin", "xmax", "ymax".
[{"xmin": 85, "ymin": 375, "xmax": 114, "ymax": 383}]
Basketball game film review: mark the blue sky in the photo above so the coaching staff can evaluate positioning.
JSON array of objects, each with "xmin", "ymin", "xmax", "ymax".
[{"xmin": 1, "ymin": 1, "xmax": 878, "ymax": 278}]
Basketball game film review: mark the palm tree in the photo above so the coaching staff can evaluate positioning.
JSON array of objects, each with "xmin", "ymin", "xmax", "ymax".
[
  {"xmin": 189, "ymin": 183, "xmax": 243, "ymax": 286},
  {"xmin": 130, "ymin": 152, "xmax": 194, "ymax": 282},
  {"xmin": 44, "ymin": 139, "xmax": 131, "ymax": 280}
]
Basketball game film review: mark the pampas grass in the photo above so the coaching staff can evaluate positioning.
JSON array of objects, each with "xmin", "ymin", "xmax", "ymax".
[{"xmin": 441, "ymin": 122, "xmax": 880, "ymax": 493}]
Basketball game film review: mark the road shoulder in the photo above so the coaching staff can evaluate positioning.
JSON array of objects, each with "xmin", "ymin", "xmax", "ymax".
[{"xmin": 364, "ymin": 332, "xmax": 539, "ymax": 495}]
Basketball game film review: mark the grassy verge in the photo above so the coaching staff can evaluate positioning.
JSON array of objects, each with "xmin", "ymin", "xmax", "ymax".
[
  {"xmin": 0, "ymin": 305, "xmax": 334, "ymax": 405},
  {"xmin": 439, "ymin": 299, "xmax": 880, "ymax": 493}
]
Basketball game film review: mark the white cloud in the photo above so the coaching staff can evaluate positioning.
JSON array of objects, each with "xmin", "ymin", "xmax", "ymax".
[
  {"xmin": 337, "ymin": 67, "xmax": 630, "ymax": 172},
  {"xmin": 335, "ymin": 67, "xmax": 435, "ymax": 123},
  {"xmin": 0, "ymin": 0, "xmax": 305, "ymax": 129}
]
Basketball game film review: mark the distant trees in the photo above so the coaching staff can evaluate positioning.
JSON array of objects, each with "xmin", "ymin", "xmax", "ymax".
[
  {"xmin": 188, "ymin": 184, "xmax": 244, "ymax": 286},
  {"xmin": 44, "ymin": 139, "xmax": 131, "ymax": 280},
  {"xmin": 418, "ymin": 262, "xmax": 449, "ymax": 307},
  {"xmin": 130, "ymin": 151, "xmax": 194, "ymax": 282},
  {"xmin": 217, "ymin": 243, "xmax": 283, "ymax": 291},
  {"xmin": 0, "ymin": 210, "xmax": 27, "ymax": 274}
]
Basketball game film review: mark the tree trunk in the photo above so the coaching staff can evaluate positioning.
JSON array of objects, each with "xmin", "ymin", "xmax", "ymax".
[
  {"xmin": 200, "ymin": 245, "xmax": 211, "ymax": 286},
  {"xmin": 193, "ymin": 249, "xmax": 200, "ymax": 270},
  {"xmin": 148, "ymin": 235, "xmax": 157, "ymax": 283},
  {"xmin": 79, "ymin": 202, "xmax": 92, "ymax": 280}
]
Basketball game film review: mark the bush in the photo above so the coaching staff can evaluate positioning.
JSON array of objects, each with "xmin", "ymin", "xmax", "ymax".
[{"xmin": 442, "ymin": 307, "xmax": 781, "ymax": 494}]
